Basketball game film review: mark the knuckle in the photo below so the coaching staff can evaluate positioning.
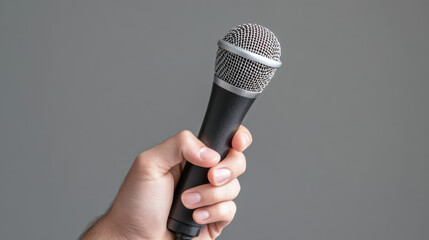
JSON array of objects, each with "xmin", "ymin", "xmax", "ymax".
[
  {"xmin": 210, "ymin": 224, "xmax": 223, "ymax": 238},
  {"xmin": 134, "ymin": 151, "xmax": 155, "ymax": 173},
  {"xmin": 220, "ymin": 201, "xmax": 236, "ymax": 221},
  {"xmin": 135, "ymin": 152, "xmax": 148, "ymax": 167},
  {"xmin": 234, "ymin": 151, "xmax": 245, "ymax": 161},
  {"xmin": 228, "ymin": 179, "xmax": 241, "ymax": 199},
  {"xmin": 234, "ymin": 179, "xmax": 241, "ymax": 195},
  {"xmin": 230, "ymin": 201, "xmax": 237, "ymax": 213},
  {"xmin": 210, "ymin": 187, "xmax": 223, "ymax": 202},
  {"xmin": 234, "ymin": 152, "xmax": 247, "ymax": 173},
  {"xmin": 239, "ymin": 152, "xmax": 246, "ymax": 165},
  {"xmin": 218, "ymin": 203, "xmax": 229, "ymax": 217},
  {"xmin": 177, "ymin": 130, "xmax": 194, "ymax": 143},
  {"xmin": 228, "ymin": 202, "xmax": 237, "ymax": 220},
  {"xmin": 242, "ymin": 159, "xmax": 247, "ymax": 173},
  {"xmin": 135, "ymin": 152, "xmax": 144, "ymax": 163},
  {"xmin": 240, "ymin": 151, "xmax": 246, "ymax": 161}
]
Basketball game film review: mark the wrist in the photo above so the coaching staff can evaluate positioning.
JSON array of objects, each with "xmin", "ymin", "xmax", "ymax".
[{"xmin": 81, "ymin": 213, "xmax": 130, "ymax": 240}]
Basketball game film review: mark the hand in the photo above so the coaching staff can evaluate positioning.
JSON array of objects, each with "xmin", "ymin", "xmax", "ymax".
[{"xmin": 81, "ymin": 125, "xmax": 252, "ymax": 240}]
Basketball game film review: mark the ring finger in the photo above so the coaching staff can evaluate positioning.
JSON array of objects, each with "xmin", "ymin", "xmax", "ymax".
[{"xmin": 181, "ymin": 179, "xmax": 241, "ymax": 209}]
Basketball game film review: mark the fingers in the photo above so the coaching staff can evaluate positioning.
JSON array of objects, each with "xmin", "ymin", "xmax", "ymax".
[
  {"xmin": 181, "ymin": 179, "xmax": 241, "ymax": 209},
  {"xmin": 207, "ymin": 149, "xmax": 246, "ymax": 186},
  {"xmin": 135, "ymin": 130, "xmax": 220, "ymax": 177},
  {"xmin": 193, "ymin": 201, "xmax": 237, "ymax": 225},
  {"xmin": 231, "ymin": 125, "xmax": 252, "ymax": 152},
  {"xmin": 133, "ymin": 125, "xmax": 251, "ymax": 179},
  {"xmin": 204, "ymin": 125, "xmax": 251, "ymax": 186}
]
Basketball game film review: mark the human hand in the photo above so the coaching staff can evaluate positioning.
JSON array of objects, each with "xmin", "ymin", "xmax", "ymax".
[{"xmin": 81, "ymin": 125, "xmax": 252, "ymax": 240}]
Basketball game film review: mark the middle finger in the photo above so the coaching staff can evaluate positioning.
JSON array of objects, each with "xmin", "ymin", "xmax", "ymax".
[{"xmin": 208, "ymin": 149, "xmax": 246, "ymax": 186}]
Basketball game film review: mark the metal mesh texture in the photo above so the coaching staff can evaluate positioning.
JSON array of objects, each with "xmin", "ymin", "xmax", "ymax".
[{"xmin": 215, "ymin": 23, "xmax": 281, "ymax": 92}]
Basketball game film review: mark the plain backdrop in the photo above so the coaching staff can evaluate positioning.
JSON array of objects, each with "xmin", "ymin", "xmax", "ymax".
[{"xmin": 1, "ymin": 0, "xmax": 428, "ymax": 239}]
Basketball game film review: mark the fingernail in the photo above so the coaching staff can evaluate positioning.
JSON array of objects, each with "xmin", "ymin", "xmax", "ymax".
[
  {"xmin": 242, "ymin": 134, "xmax": 250, "ymax": 148},
  {"xmin": 214, "ymin": 168, "xmax": 231, "ymax": 185},
  {"xmin": 182, "ymin": 192, "xmax": 201, "ymax": 206},
  {"xmin": 195, "ymin": 210, "xmax": 210, "ymax": 221},
  {"xmin": 199, "ymin": 147, "xmax": 219, "ymax": 162}
]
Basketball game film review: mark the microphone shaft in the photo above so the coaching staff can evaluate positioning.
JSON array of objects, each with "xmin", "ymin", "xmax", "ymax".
[{"xmin": 167, "ymin": 82, "xmax": 256, "ymax": 237}]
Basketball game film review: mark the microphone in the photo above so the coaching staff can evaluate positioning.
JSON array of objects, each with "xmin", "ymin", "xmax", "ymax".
[{"xmin": 167, "ymin": 23, "xmax": 282, "ymax": 239}]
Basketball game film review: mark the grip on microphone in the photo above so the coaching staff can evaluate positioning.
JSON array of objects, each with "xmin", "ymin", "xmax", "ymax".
[{"xmin": 167, "ymin": 82, "xmax": 256, "ymax": 238}]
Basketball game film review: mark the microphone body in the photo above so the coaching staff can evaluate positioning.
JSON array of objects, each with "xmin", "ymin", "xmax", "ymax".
[
  {"xmin": 167, "ymin": 80, "xmax": 256, "ymax": 237},
  {"xmin": 167, "ymin": 23, "xmax": 282, "ymax": 239}
]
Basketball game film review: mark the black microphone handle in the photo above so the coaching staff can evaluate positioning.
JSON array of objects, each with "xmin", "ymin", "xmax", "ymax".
[{"xmin": 167, "ymin": 82, "xmax": 256, "ymax": 238}]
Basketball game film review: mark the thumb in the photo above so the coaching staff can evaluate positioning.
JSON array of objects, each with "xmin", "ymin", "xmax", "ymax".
[{"xmin": 135, "ymin": 130, "xmax": 221, "ymax": 178}]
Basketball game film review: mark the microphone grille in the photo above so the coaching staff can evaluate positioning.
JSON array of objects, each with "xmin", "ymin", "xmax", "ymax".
[{"xmin": 215, "ymin": 23, "xmax": 281, "ymax": 92}]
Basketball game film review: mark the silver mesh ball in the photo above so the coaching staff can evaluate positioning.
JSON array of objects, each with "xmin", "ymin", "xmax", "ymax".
[{"xmin": 215, "ymin": 23, "xmax": 281, "ymax": 92}]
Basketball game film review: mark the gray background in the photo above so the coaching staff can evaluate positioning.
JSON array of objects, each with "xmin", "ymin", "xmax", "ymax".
[{"xmin": 1, "ymin": 0, "xmax": 428, "ymax": 239}]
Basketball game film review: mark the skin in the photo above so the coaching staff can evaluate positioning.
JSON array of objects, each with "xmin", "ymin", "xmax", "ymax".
[{"xmin": 81, "ymin": 125, "xmax": 252, "ymax": 240}]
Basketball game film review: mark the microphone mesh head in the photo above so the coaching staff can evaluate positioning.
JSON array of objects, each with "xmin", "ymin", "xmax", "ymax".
[{"xmin": 215, "ymin": 23, "xmax": 281, "ymax": 92}]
